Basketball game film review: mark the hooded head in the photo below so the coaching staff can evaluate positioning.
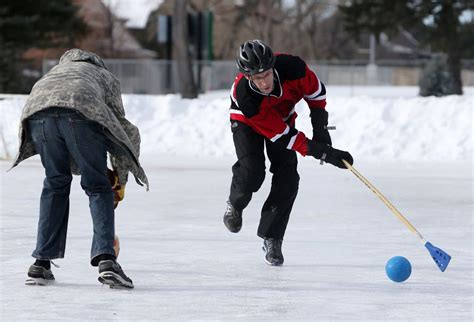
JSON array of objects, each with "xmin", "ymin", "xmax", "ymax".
[{"xmin": 59, "ymin": 48, "xmax": 107, "ymax": 69}]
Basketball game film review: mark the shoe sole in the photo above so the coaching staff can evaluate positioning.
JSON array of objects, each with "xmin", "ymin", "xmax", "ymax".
[
  {"xmin": 224, "ymin": 225, "xmax": 241, "ymax": 233},
  {"xmin": 98, "ymin": 272, "xmax": 134, "ymax": 289},
  {"xmin": 25, "ymin": 277, "xmax": 54, "ymax": 286},
  {"xmin": 264, "ymin": 258, "xmax": 283, "ymax": 266}
]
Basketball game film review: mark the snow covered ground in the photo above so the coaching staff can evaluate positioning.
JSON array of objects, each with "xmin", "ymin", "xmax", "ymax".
[
  {"xmin": 0, "ymin": 87, "xmax": 473, "ymax": 321},
  {"xmin": 1, "ymin": 86, "xmax": 472, "ymax": 161},
  {"xmin": 1, "ymin": 159, "xmax": 472, "ymax": 321}
]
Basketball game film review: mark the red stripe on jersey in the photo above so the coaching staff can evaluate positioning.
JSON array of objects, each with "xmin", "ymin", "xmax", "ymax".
[
  {"xmin": 301, "ymin": 65, "xmax": 326, "ymax": 109},
  {"xmin": 229, "ymin": 112, "xmax": 247, "ymax": 124}
]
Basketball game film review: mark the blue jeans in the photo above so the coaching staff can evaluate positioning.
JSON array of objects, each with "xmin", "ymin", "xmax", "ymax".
[{"xmin": 27, "ymin": 107, "xmax": 115, "ymax": 266}]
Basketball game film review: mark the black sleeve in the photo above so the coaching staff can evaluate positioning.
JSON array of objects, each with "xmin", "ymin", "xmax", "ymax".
[
  {"xmin": 234, "ymin": 78, "xmax": 264, "ymax": 118},
  {"xmin": 274, "ymin": 54, "xmax": 306, "ymax": 81},
  {"xmin": 310, "ymin": 107, "xmax": 328, "ymax": 130},
  {"xmin": 310, "ymin": 108, "xmax": 332, "ymax": 145}
]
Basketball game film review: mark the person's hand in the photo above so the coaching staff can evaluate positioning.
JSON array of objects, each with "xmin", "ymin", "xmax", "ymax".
[
  {"xmin": 324, "ymin": 147, "xmax": 353, "ymax": 169},
  {"xmin": 306, "ymin": 140, "xmax": 353, "ymax": 169},
  {"xmin": 107, "ymin": 168, "xmax": 125, "ymax": 208}
]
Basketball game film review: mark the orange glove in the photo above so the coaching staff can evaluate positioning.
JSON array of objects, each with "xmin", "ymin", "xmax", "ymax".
[{"xmin": 107, "ymin": 168, "xmax": 125, "ymax": 209}]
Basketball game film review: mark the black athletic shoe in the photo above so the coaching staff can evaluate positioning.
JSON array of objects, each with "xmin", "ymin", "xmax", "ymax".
[
  {"xmin": 25, "ymin": 264, "xmax": 55, "ymax": 286},
  {"xmin": 223, "ymin": 200, "xmax": 242, "ymax": 233},
  {"xmin": 98, "ymin": 260, "xmax": 134, "ymax": 289},
  {"xmin": 262, "ymin": 238, "xmax": 284, "ymax": 266}
]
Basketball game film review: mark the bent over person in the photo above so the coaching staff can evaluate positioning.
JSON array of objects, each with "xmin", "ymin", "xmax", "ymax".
[
  {"xmin": 224, "ymin": 40, "xmax": 353, "ymax": 266},
  {"xmin": 11, "ymin": 49, "xmax": 149, "ymax": 288}
]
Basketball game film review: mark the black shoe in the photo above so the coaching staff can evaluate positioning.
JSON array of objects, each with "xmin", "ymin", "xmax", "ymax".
[
  {"xmin": 98, "ymin": 260, "xmax": 134, "ymax": 289},
  {"xmin": 223, "ymin": 200, "xmax": 243, "ymax": 233},
  {"xmin": 25, "ymin": 264, "xmax": 55, "ymax": 285},
  {"xmin": 262, "ymin": 238, "xmax": 284, "ymax": 266}
]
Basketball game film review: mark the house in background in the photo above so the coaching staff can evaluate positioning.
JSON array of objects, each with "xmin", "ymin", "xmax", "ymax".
[
  {"xmin": 22, "ymin": 0, "xmax": 155, "ymax": 80},
  {"xmin": 18, "ymin": 0, "xmax": 156, "ymax": 93},
  {"xmin": 72, "ymin": 0, "xmax": 156, "ymax": 59}
]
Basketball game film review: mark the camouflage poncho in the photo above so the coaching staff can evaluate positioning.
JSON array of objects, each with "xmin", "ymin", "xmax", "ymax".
[{"xmin": 11, "ymin": 49, "xmax": 149, "ymax": 190}]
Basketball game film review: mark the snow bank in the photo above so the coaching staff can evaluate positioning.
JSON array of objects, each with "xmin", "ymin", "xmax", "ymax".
[{"xmin": 0, "ymin": 87, "xmax": 472, "ymax": 162}]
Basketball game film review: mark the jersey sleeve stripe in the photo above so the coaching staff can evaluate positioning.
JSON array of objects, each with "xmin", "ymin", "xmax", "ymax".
[
  {"xmin": 309, "ymin": 94, "xmax": 326, "ymax": 101},
  {"xmin": 304, "ymin": 77, "xmax": 322, "ymax": 99},
  {"xmin": 286, "ymin": 133, "xmax": 298, "ymax": 149},
  {"xmin": 230, "ymin": 83, "xmax": 239, "ymax": 107},
  {"xmin": 305, "ymin": 81, "xmax": 327, "ymax": 100},
  {"xmin": 230, "ymin": 108, "xmax": 243, "ymax": 115}
]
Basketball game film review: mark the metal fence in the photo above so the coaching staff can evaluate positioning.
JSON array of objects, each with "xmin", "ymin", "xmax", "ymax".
[{"xmin": 43, "ymin": 59, "xmax": 474, "ymax": 94}]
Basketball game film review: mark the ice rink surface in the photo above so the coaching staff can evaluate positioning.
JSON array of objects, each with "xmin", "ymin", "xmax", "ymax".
[{"xmin": 1, "ymin": 157, "xmax": 472, "ymax": 321}]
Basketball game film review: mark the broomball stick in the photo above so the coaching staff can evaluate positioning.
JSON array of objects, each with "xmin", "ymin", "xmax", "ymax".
[{"xmin": 342, "ymin": 160, "xmax": 451, "ymax": 272}]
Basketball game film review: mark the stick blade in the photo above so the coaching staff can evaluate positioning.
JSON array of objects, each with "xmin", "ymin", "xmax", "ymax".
[{"xmin": 425, "ymin": 241, "xmax": 451, "ymax": 272}]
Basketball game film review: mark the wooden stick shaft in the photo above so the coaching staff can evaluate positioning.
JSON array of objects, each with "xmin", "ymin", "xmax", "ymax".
[
  {"xmin": 342, "ymin": 160, "xmax": 425, "ymax": 241},
  {"xmin": 0, "ymin": 128, "xmax": 11, "ymax": 160}
]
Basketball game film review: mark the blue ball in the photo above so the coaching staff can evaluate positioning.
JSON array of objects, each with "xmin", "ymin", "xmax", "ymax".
[{"xmin": 385, "ymin": 256, "xmax": 412, "ymax": 282}]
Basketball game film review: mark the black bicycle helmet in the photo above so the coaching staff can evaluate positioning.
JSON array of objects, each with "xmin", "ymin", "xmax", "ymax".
[{"xmin": 236, "ymin": 39, "xmax": 276, "ymax": 76}]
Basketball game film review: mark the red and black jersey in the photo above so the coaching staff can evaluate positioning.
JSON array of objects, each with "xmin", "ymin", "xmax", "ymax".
[{"xmin": 229, "ymin": 53, "xmax": 326, "ymax": 156}]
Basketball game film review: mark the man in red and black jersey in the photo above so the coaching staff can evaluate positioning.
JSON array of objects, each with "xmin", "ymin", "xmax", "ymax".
[{"xmin": 223, "ymin": 40, "xmax": 353, "ymax": 266}]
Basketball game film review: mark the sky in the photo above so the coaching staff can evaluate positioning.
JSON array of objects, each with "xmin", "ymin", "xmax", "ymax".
[{"xmin": 104, "ymin": 0, "xmax": 163, "ymax": 28}]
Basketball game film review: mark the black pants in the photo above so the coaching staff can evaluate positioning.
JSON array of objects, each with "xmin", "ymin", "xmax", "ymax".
[{"xmin": 229, "ymin": 121, "xmax": 299, "ymax": 240}]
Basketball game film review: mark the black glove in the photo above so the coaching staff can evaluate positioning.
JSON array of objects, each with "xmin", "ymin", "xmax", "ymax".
[
  {"xmin": 306, "ymin": 140, "xmax": 353, "ymax": 169},
  {"xmin": 313, "ymin": 128, "xmax": 332, "ymax": 146},
  {"xmin": 310, "ymin": 108, "xmax": 332, "ymax": 146}
]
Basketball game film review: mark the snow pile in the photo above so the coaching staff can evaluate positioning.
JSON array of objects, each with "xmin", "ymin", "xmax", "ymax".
[{"xmin": 0, "ymin": 87, "xmax": 472, "ymax": 162}]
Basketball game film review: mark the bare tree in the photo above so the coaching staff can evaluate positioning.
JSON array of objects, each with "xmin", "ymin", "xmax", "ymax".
[
  {"xmin": 240, "ymin": 0, "xmax": 283, "ymax": 44},
  {"xmin": 212, "ymin": 0, "xmax": 285, "ymax": 58},
  {"xmin": 102, "ymin": 0, "xmax": 119, "ymax": 56},
  {"xmin": 173, "ymin": 0, "xmax": 198, "ymax": 98}
]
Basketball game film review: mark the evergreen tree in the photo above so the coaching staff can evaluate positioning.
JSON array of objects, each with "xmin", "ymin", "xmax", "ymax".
[
  {"xmin": 458, "ymin": 20, "xmax": 474, "ymax": 58},
  {"xmin": 339, "ymin": 0, "xmax": 474, "ymax": 96},
  {"xmin": 0, "ymin": 0, "xmax": 88, "ymax": 93}
]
